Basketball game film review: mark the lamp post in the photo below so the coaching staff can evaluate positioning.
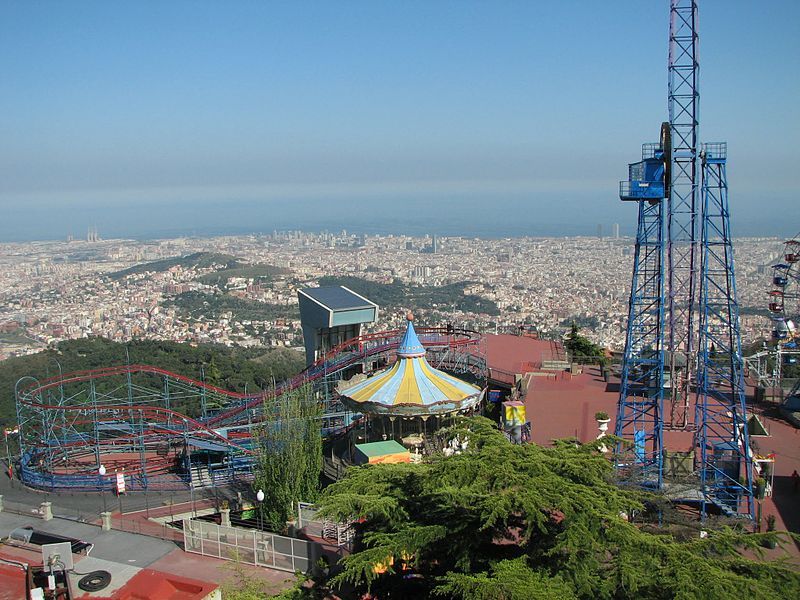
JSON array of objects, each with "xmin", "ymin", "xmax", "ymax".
[
  {"xmin": 98, "ymin": 465, "xmax": 107, "ymax": 513},
  {"xmin": 4, "ymin": 428, "xmax": 12, "ymax": 479},
  {"xmin": 256, "ymin": 489, "xmax": 265, "ymax": 532}
]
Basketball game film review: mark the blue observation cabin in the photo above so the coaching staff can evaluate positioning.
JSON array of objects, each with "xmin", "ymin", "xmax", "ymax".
[
  {"xmin": 772, "ymin": 264, "xmax": 789, "ymax": 287},
  {"xmin": 785, "ymin": 342, "xmax": 798, "ymax": 365},
  {"xmin": 620, "ymin": 143, "xmax": 668, "ymax": 201},
  {"xmin": 772, "ymin": 317, "xmax": 793, "ymax": 341},
  {"xmin": 711, "ymin": 440, "xmax": 744, "ymax": 513}
]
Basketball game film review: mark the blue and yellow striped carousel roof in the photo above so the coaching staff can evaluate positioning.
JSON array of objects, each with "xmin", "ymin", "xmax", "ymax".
[{"xmin": 340, "ymin": 315, "xmax": 481, "ymax": 413}]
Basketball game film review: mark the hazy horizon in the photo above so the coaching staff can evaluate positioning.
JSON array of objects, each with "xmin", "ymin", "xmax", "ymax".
[
  {"xmin": 0, "ymin": 194, "xmax": 795, "ymax": 244},
  {"xmin": 1, "ymin": 1, "xmax": 797, "ymax": 243}
]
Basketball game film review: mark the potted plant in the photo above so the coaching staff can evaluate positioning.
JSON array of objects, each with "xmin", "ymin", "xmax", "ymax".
[
  {"xmin": 764, "ymin": 514, "xmax": 778, "ymax": 549},
  {"xmin": 595, "ymin": 412, "xmax": 611, "ymax": 445},
  {"xmin": 754, "ymin": 477, "xmax": 766, "ymax": 500}
]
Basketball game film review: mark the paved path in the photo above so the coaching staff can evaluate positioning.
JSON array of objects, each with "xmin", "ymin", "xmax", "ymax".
[{"xmin": 0, "ymin": 467, "xmax": 252, "ymax": 521}]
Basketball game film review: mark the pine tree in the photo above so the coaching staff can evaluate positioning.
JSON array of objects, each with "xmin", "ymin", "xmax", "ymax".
[{"xmin": 317, "ymin": 417, "xmax": 800, "ymax": 599}]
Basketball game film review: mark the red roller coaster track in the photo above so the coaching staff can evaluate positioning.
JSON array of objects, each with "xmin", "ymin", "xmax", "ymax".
[{"xmin": 15, "ymin": 327, "xmax": 484, "ymax": 491}]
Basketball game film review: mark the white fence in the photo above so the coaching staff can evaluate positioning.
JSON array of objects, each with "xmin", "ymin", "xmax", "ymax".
[
  {"xmin": 183, "ymin": 518, "xmax": 318, "ymax": 573},
  {"xmin": 297, "ymin": 502, "xmax": 354, "ymax": 548}
]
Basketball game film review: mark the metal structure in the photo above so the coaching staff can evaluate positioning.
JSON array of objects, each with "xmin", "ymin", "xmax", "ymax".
[
  {"xmin": 666, "ymin": 0, "xmax": 700, "ymax": 429},
  {"xmin": 183, "ymin": 517, "xmax": 319, "ymax": 573},
  {"xmin": 695, "ymin": 143, "xmax": 753, "ymax": 517},
  {"xmin": 616, "ymin": 128, "xmax": 668, "ymax": 487},
  {"xmin": 767, "ymin": 234, "xmax": 800, "ymax": 390},
  {"xmin": 616, "ymin": 1, "xmax": 754, "ymax": 518},
  {"xmin": 743, "ymin": 234, "xmax": 800, "ymax": 398},
  {"xmin": 14, "ymin": 327, "xmax": 485, "ymax": 492}
]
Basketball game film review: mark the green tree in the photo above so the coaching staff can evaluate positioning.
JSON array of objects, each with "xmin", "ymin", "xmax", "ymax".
[
  {"xmin": 205, "ymin": 356, "xmax": 223, "ymax": 387},
  {"xmin": 253, "ymin": 383, "xmax": 323, "ymax": 531},
  {"xmin": 0, "ymin": 338, "xmax": 306, "ymax": 428},
  {"xmin": 317, "ymin": 417, "xmax": 799, "ymax": 599},
  {"xmin": 565, "ymin": 322, "xmax": 605, "ymax": 363}
]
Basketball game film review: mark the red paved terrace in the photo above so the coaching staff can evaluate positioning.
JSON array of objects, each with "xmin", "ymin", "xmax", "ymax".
[
  {"xmin": 514, "ymin": 360, "xmax": 799, "ymax": 561},
  {"xmin": 485, "ymin": 333, "xmax": 565, "ymax": 382}
]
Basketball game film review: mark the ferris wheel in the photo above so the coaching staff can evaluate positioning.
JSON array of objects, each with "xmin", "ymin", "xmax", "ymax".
[
  {"xmin": 769, "ymin": 235, "xmax": 800, "ymax": 341},
  {"xmin": 768, "ymin": 233, "xmax": 800, "ymax": 366}
]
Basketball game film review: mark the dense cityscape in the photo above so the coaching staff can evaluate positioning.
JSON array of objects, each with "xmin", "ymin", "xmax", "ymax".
[
  {"xmin": 1, "ymin": 1, "xmax": 798, "ymax": 597},
  {"xmin": 0, "ymin": 231, "xmax": 785, "ymax": 362}
]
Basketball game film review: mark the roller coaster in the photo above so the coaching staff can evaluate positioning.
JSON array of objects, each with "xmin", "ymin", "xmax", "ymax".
[{"xmin": 14, "ymin": 327, "xmax": 485, "ymax": 492}]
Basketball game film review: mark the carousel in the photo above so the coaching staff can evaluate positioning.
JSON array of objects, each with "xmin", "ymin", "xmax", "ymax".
[{"xmin": 338, "ymin": 313, "xmax": 484, "ymax": 455}]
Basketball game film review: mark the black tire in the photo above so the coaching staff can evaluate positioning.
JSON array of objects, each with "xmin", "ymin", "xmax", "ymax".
[{"xmin": 77, "ymin": 570, "xmax": 112, "ymax": 592}]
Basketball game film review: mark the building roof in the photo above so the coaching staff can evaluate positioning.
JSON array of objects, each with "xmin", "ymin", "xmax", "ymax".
[
  {"xmin": 354, "ymin": 440, "xmax": 408, "ymax": 458},
  {"xmin": 298, "ymin": 286, "xmax": 376, "ymax": 311},
  {"xmin": 0, "ymin": 560, "xmax": 26, "ymax": 600},
  {"xmin": 0, "ymin": 551, "xmax": 220, "ymax": 600},
  {"xmin": 340, "ymin": 316, "xmax": 481, "ymax": 416}
]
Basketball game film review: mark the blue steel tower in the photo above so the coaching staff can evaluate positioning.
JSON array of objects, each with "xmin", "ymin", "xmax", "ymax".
[
  {"xmin": 666, "ymin": 0, "xmax": 700, "ymax": 429},
  {"xmin": 615, "ymin": 0, "xmax": 754, "ymax": 518},
  {"xmin": 616, "ymin": 130, "xmax": 668, "ymax": 486},
  {"xmin": 695, "ymin": 144, "xmax": 754, "ymax": 518}
]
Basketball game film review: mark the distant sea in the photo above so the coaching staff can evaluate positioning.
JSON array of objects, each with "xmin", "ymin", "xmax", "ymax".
[{"xmin": 0, "ymin": 193, "xmax": 796, "ymax": 242}]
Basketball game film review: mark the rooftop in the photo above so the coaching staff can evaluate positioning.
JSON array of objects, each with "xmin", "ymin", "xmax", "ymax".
[
  {"xmin": 297, "ymin": 285, "xmax": 376, "ymax": 311},
  {"xmin": 0, "ymin": 504, "xmax": 294, "ymax": 599},
  {"xmin": 354, "ymin": 440, "xmax": 408, "ymax": 458}
]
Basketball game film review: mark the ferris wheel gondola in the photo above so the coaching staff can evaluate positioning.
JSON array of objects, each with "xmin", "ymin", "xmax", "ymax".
[{"xmin": 768, "ymin": 235, "xmax": 800, "ymax": 358}]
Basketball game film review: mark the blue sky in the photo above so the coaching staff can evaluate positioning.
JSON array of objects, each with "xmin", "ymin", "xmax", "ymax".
[{"xmin": 0, "ymin": 1, "xmax": 797, "ymax": 240}]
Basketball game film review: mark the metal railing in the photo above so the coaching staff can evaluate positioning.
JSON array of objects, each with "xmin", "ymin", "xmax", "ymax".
[
  {"xmin": 702, "ymin": 142, "xmax": 727, "ymax": 160},
  {"xmin": 0, "ymin": 493, "xmax": 186, "ymax": 544},
  {"xmin": 296, "ymin": 502, "xmax": 353, "ymax": 548},
  {"xmin": 111, "ymin": 515, "xmax": 183, "ymax": 543},
  {"xmin": 0, "ymin": 495, "xmax": 93, "ymax": 524},
  {"xmin": 183, "ymin": 518, "xmax": 319, "ymax": 573}
]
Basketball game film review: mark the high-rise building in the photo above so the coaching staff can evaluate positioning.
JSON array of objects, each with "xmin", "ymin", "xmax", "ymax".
[
  {"xmin": 432, "ymin": 235, "xmax": 438, "ymax": 254},
  {"xmin": 613, "ymin": 223, "xmax": 620, "ymax": 239},
  {"xmin": 597, "ymin": 224, "xmax": 603, "ymax": 239},
  {"xmin": 412, "ymin": 265, "xmax": 432, "ymax": 278}
]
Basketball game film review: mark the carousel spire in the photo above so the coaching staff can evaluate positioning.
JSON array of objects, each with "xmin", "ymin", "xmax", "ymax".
[
  {"xmin": 396, "ymin": 312, "xmax": 426, "ymax": 358},
  {"xmin": 339, "ymin": 311, "xmax": 482, "ymax": 414}
]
